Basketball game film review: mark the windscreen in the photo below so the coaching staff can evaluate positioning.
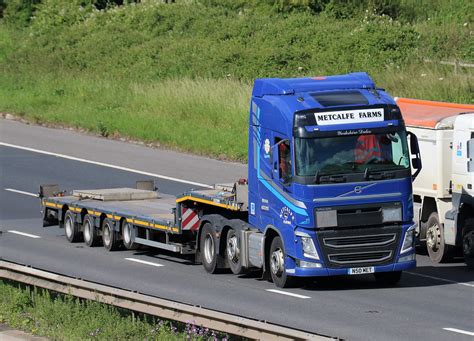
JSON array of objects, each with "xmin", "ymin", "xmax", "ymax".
[{"xmin": 295, "ymin": 129, "xmax": 410, "ymax": 177}]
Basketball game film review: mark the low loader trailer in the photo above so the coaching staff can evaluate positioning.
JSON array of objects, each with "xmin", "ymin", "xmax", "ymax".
[{"xmin": 41, "ymin": 73, "xmax": 422, "ymax": 287}]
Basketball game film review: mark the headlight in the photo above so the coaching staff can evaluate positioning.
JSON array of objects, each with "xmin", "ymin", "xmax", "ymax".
[
  {"xmin": 382, "ymin": 207, "xmax": 402, "ymax": 223},
  {"xmin": 295, "ymin": 231, "xmax": 320, "ymax": 260},
  {"xmin": 400, "ymin": 224, "xmax": 416, "ymax": 254},
  {"xmin": 297, "ymin": 259, "xmax": 322, "ymax": 268}
]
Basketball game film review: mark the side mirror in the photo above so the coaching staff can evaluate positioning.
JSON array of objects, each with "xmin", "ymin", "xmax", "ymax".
[
  {"xmin": 407, "ymin": 131, "xmax": 422, "ymax": 181},
  {"xmin": 409, "ymin": 132, "xmax": 420, "ymax": 155}
]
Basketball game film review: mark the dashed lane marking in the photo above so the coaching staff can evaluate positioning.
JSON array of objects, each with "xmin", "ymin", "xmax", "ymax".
[
  {"xmin": 406, "ymin": 271, "xmax": 474, "ymax": 288},
  {"xmin": 443, "ymin": 328, "xmax": 474, "ymax": 336},
  {"xmin": 0, "ymin": 142, "xmax": 213, "ymax": 189},
  {"xmin": 7, "ymin": 230, "xmax": 41, "ymax": 239},
  {"xmin": 125, "ymin": 258, "xmax": 164, "ymax": 268},
  {"xmin": 266, "ymin": 289, "xmax": 311, "ymax": 299},
  {"xmin": 4, "ymin": 188, "xmax": 38, "ymax": 197}
]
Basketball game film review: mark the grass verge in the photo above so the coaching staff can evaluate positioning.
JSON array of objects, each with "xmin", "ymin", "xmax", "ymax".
[
  {"xmin": 0, "ymin": 281, "xmax": 230, "ymax": 340},
  {"xmin": 0, "ymin": 64, "xmax": 472, "ymax": 162}
]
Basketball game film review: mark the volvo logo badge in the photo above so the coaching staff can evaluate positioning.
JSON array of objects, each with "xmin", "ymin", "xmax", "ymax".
[{"xmin": 354, "ymin": 186, "xmax": 362, "ymax": 194}]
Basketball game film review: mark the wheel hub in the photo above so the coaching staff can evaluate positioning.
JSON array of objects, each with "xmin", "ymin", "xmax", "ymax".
[
  {"xmin": 65, "ymin": 218, "xmax": 72, "ymax": 237},
  {"xmin": 426, "ymin": 225, "xmax": 440, "ymax": 251},
  {"xmin": 204, "ymin": 234, "xmax": 214, "ymax": 264},
  {"xmin": 227, "ymin": 235, "xmax": 239, "ymax": 262},
  {"xmin": 270, "ymin": 248, "xmax": 284, "ymax": 276},
  {"xmin": 124, "ymin": 223, "xmax": 131, "ymax": 244},
  {"xmin": 84, "ymin": 221, "xmax": 91, "ymax": 241},
  {"xmin": 103, "ymin": 225, "xmax": 111, "ymax": 245}
]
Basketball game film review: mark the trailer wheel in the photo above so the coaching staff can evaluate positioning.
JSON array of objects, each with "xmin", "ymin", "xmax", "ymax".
[
  {"xmin": 462, "ymin": 219, "xmax": 474, "ymax": 269},
  {"xmin": 122, "ymin": 220, "xmax": 137, "ymax": 250},
  {"xmin": 102, "ymin": 218, "xmax": 119, "ymax": 251},
  {"xmin": 269, "ymin": 236, "xmax": 297, "ymax": 288},
  {"xmin": 64, "ymin": 210, "xmax": 81, "ymax": 243},
  {"xmin": 200, "ymin": 222, "xmax": 218, "ymax": 274},
  {"xmin": 426, "ymin": 212, "xmax": 453, "ymax": 263},
  {"xmin": 83, "ymin": 214, "xmax": 100, "ymax": 247},
  {"xmin": 226, "ymin": 228, "xmax": 244, "ymax": 275},
  {"xmin": 374, "ymin": 271, "xmax": 402, "ymax": 286}
]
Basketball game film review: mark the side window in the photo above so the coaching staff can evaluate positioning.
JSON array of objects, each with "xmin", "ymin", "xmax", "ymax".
[{"xmin": 278, "ymin": 139, "xmax": 291, "ymax": 182}]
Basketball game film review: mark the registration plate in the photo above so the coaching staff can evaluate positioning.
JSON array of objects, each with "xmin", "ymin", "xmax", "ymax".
[{"xmin": 348, "ymin": 267, "xmax": 375, "ymax": 275}]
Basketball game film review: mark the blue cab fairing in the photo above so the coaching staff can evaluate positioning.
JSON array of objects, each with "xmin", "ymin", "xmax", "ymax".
[{"xmin": 247, "ymin": 72, "xmax": 416, "ymax": 276}]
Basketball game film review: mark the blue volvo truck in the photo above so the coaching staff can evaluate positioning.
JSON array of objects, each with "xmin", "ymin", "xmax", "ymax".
[{"xmin": 40, "ymin": 72, "xmax": 422, "ymax": 288}]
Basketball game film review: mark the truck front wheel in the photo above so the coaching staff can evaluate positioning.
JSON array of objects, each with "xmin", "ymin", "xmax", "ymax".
[
  {"xmin": 462, "ymin": 219, "xmax": 474, "ymax": 269},
  {"xmin": 426, "ymin": 212, "xmax": 453, "ymax": 263},
  {"xmin": 200, "ymin": 222, "xmax": 218, "ymax": 274},
  {"xmin": 269, "ymin": 236, "xmax": 297, "ymax": 288}
]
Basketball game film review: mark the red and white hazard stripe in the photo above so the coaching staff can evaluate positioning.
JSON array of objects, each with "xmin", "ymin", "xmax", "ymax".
[{"xmin": 181, "ymin": 207, "xmax": 200, "ymax": 231}]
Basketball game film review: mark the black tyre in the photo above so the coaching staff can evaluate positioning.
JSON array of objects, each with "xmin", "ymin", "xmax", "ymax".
[
  {"xmin": 462, "ymin": 218, "xmax": 474, "ymax": 269},
  {"xmin": 426, "ymin": 212, "xmax": 453, "ymax": 263},
  {"xmin": 200, "ymin": 222, "xmax": 218, "ymax": 274},
  {"xmin": 226, "ymin": 228, "xmax": 245, "ymax": 275},
  {"xmin": 122, "ymin": 220, "xmax": 138, "ymax": 250},
  {"xmin": 83, "ymin": 214, "xmax": 100, "ymax": 247},
  {"xmin": 374, "ymin": 271, "xmax": 402, "ymax": 286},
  {"xmin": 102, "ymin": 218, "xmax": 119, "ymax": 251},
  {"xmin": 64, "ymin": 210, "xmax": 81, "ymax": 243},
  {"xmin": 269, "ymin": 236, "xmax": 297, "ymax": 288}
]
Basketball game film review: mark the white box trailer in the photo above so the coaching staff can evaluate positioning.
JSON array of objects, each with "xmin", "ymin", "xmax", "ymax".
[{"xmin": 396, "ymin": 98, "xmax": 474, "ymax": 266}]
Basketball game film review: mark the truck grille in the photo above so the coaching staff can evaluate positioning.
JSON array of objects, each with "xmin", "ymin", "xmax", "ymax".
[
  {"xmin": 316, "ymin": 226, "xmax": 401, "ymax": 268},
  {"xmin": 323, "ymin": 233, "xmax": 396, "ymax": 249},
  {"xmin": 328, "ymin": 251, "xmax": 392, "ymax": 264}
]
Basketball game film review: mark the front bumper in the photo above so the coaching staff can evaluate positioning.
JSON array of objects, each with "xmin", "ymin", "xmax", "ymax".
[{"xmin": 286, "ymin": 259, "xmax": 416, "ymax": 277}]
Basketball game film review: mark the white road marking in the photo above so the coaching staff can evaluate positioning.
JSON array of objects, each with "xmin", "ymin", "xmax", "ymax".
[
  {"xmin": 0, "ymin": 142, "xmax": 213, "ymax": 189},
  {"xmin": 7, "ymin": 230, "xmax": 41, "ymax": 239},
  {"xmin": 266, "ymin": 289, "xmax": 311, "ymax": 299},
  {"xmin": 443, "ymin": 328, "xmax": 474, "ymax": 336},
  {"xmin": 406, "ymin": 271, "xmax": 474, "ymax": 288},
  {"xmin": 125, "ymin": 258, "xmax": 164, "ymax": 267},
  {"xmin": 4, "ymin": 188, "xmax": 38, "ymax": 197}
]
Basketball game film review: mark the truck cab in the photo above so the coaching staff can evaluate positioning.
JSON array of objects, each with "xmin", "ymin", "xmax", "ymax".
[{"xmin": 248, "ymin": 73, "xmax": 421, "ymax": 286}]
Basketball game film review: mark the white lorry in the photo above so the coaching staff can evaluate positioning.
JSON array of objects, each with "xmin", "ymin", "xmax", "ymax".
[{"xmin": 396, "ymin": 98, "xmax": 474, "ymax": 267}]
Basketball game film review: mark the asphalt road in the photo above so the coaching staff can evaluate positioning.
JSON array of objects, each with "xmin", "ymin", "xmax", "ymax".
[{"xmin": 1, "ymin": 119, "xmax": 473, "ymax": 341}]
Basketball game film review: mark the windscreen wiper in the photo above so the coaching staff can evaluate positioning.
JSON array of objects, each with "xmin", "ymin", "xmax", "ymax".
[
  {"xmin": 364, "ymin": 168, "xmax": 395, "ymax": 180},
  {"xmin": 319, "ymin": 175, "xmax": 347, "ymax": 183}
]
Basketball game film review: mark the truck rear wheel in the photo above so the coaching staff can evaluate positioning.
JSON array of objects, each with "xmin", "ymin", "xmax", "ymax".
[
  {"xmin": 226, "ymin": 228, "xmax": 244, "ymax": 275},
  {"xmin": 122, "ymin": 220, "xmax": 137, "ymax": 250},
  {"xmin": 83, "ymin": 214, "xmax": 100, "ymax": 247},
  {"xmin": 102, "ymin": 218, "xmax": 119, "ymax": 251},
  {"xmin": 426, "ymin": 212, "xmax": 453, "ymax": 263},
  {"xmin": 64, "ymin": 210, "xmax": 81, "ymax": 243},
  {"xmin": 200, "ymin": 222, "xmax": 218, "ymax": 274},
  {"xmin": 462, "ymin": 218, "xmax": 474, "ymax": 269},
  {"xmin": 269, "ymin": 236, "xmax": 297, "ymax": 288}
]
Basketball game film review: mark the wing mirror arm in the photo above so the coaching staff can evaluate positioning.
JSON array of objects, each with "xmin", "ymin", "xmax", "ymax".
[{"xmin": 408, "ymin": 131, "xmax": 422, "ymax": 181}]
